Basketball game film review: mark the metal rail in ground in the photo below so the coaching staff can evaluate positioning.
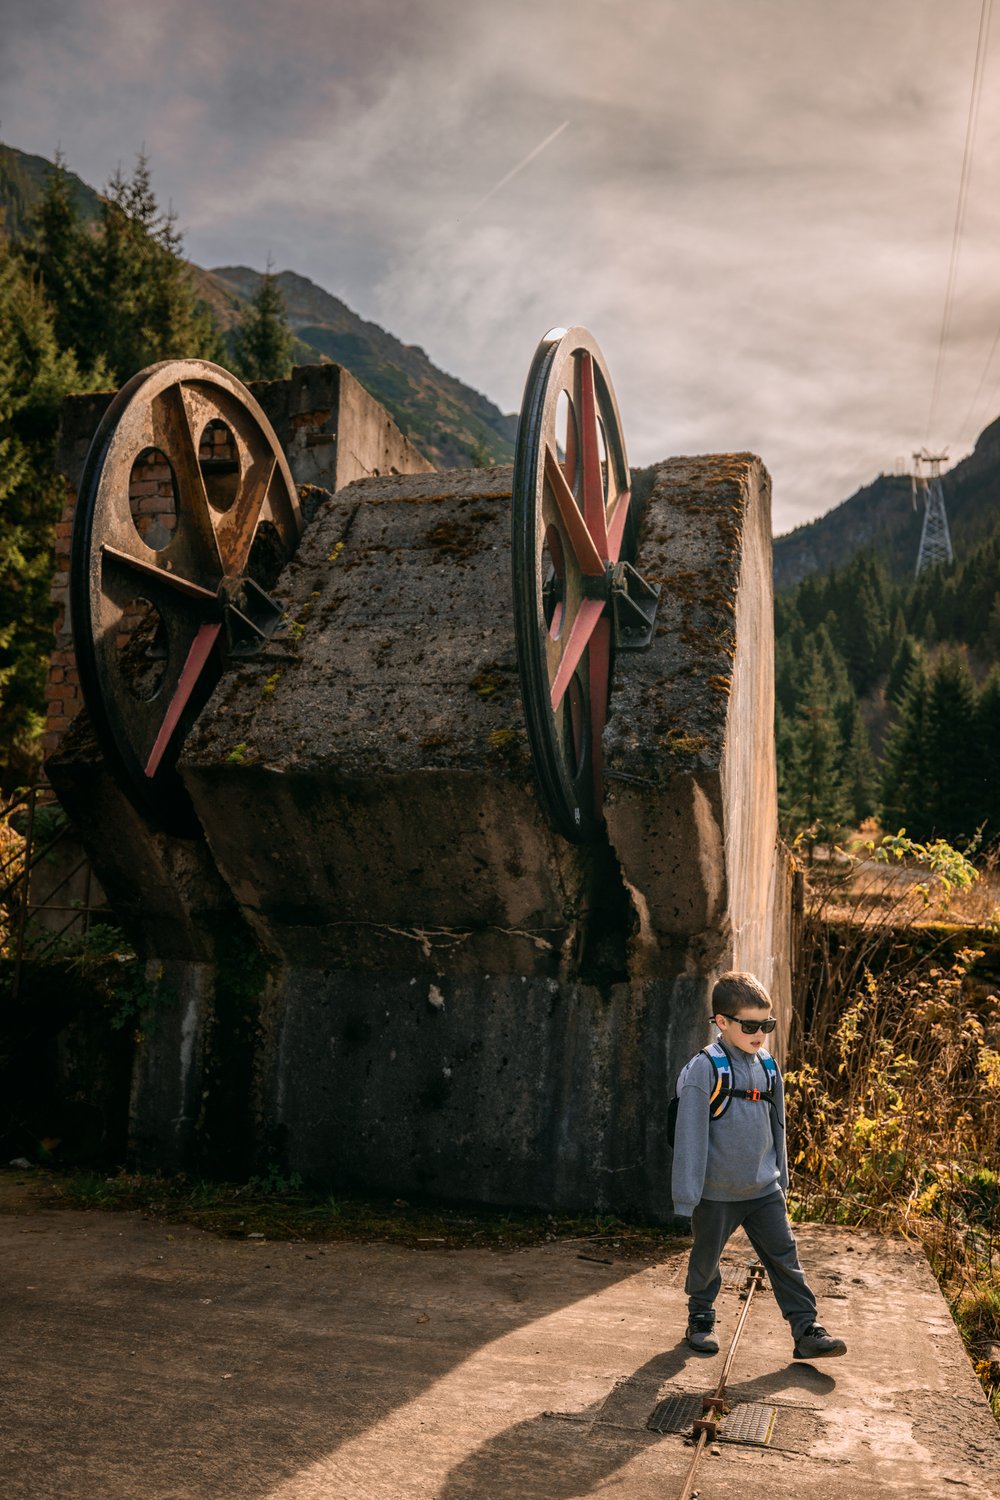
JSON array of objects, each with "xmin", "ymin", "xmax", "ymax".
[{"xmin": 676, "ymin": 1260, "xmax": 767, "ymax": 1500}]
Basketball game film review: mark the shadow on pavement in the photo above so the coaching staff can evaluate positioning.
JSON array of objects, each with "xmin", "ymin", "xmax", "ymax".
[
  {"xmin": 437, "ymin": 1344, "xmax": 700, "ymax": 1500},
  {"xmin": 1, "ymin": 1198, "xmax": 679, "ymax": 1500}
]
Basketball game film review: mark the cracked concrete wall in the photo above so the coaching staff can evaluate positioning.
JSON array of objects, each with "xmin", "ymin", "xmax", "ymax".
[
  {"xmin": 45, "ymin": 364, "xmax": 435, "ymax": 966},
  {"xmin": 47, "ymin": 386, "xmax": 792, "ymax": 1211},
  {"xmin": 603, "ymin": 455, "xmax": 792, "ymax": 1044},
  {"xmin": 45, "ymin": 366, "xmax": 435, "ymax": 1177},
  {"xmin": 176, "ymin": 457, "xmax": 789, "ymax": 1212},
  {"xmin": 178, "ymin": 466, "xmax": 591, "ymax": 976}
]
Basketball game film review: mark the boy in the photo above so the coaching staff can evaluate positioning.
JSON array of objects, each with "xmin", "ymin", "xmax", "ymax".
[{"xmin": 671, "ymin": 971, "xmax": 847, "ymax": 1360}]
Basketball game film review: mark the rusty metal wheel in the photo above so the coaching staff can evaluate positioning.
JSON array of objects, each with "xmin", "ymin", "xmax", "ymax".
[
  {"xmin": 70, "ymin": 359, "xmax": 302, "ymax": 831},
  {"xmin": 512, "ymin": 326, "xmax": 654, "ymax": 843}
]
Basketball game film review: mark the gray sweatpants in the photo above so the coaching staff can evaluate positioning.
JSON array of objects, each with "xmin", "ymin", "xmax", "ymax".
[{"xmin": 686, "ymin": 1190, "xmax": 817, "ymax": 1341}]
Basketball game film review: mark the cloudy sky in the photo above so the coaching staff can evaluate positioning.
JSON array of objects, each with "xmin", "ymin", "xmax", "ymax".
[{"xmin": 3, "ymin": 0, "xmax": 1000, "ymax": 533}]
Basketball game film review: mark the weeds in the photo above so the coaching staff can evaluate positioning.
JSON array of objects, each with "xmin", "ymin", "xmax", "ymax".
[
  {"xmin": 9, "ymin": 1169, "xmax": 688, "ymax": 1259},
  {"xmin": 787, "ymin": 835, "xmax": 1000, "ymax": 1416},
  {"xmin": 790, "ymin": 831, "xmax": 983, "ymax": 1057}
]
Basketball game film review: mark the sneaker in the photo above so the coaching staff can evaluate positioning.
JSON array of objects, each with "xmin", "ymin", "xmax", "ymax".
[
  {"xmin": 793, "ymin": 1323, "xmax": 847, "ymax": 1359},
  {"xmin": 686, "ymin": 1311, "xmax": 719, "ymax": 1354}
]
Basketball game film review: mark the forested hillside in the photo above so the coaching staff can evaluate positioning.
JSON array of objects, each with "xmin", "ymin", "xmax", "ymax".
[
  {"xmin": 0, "ymin": 143, "xmax": 516, "ymax": 471},
  {"xmin": 0, "ymin": 143, "xmax": 519, "ymax": 786},
  {"xmin": 210, "ymin": 266, "xmax": 516, "ymax": 469},
  {"xmin": 775, "ymin": 524, "xmax": 1000, "ymax": 849},
  {"xmin": 0, "ymin": 144, "xmax": 101, "ymax": 240},
  {"xmin": 774, "ymin": 416, "xmax": 1000, "ymax": 590}
]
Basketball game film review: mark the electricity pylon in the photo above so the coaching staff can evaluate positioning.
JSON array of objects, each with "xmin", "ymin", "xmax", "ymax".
[{"xmin": 912, "ymin": 449, "xmax": 954, "ymax": 576}]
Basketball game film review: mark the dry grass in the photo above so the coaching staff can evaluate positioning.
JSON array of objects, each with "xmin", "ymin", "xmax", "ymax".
[{"xmin": 786, "ymin": 838, "xmax": 1000, "ymax": 1419}]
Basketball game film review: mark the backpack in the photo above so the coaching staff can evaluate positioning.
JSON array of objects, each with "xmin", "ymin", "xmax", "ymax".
[{"xmin": 667, "ymin": 1040, "xmax": 778, "ymax": 1149}]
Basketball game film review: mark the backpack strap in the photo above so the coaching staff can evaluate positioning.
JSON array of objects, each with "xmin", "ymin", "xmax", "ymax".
[
  {"xmin": 704, "ymin": 1042, "xmax": 731, "ymax": 1119},
  {"xmin": 706, "ymin": 1042, "xmax": 778, "ymax": 1118},
  {"xmin": 673, "ymin": 1043, "xmax": 780, "ymax": 1130}
]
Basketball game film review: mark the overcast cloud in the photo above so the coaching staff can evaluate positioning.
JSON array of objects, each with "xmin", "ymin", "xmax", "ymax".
[{"xmin": 3, "ymin": 0, "xmax": 999, "ymax": 531}]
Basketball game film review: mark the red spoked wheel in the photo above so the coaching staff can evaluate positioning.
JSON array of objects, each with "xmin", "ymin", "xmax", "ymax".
[
  {"xmin": 69, "ymin": 359, "xmax": 302, "ymax": 832},
  {"xmin": 512, "ymin": 327, "xmax": 650, "ymax": 842}
]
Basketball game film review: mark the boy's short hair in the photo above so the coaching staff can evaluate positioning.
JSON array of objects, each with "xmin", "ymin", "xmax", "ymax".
[{"xmin": 711, "ymin": 971, "xmax": 772, "ymax": 1017}]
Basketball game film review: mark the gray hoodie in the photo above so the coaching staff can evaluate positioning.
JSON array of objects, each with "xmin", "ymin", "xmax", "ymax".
[{"xmin": 671, "ymin": 1037, "xmax": 788, "ymax": 1217}]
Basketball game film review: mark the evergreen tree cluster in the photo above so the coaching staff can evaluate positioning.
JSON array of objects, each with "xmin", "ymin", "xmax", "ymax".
[
  {"xmin": 22, "ymin": 151, "xmax": 223, "ymax": 385},
  {"xmin": 776, "ymin": 536, "xmax": 1000, "ymax": 848},
  {"xmin": 881, "ymin": 649, "xmax": 1000, "ymax": 844},
  {"xmin": 0, "ymin": 241, "xmax": 88, "ymax": 775},
  {"xmin": 0, "ymin": 149, "xmax": 294, "ymax": 784}
]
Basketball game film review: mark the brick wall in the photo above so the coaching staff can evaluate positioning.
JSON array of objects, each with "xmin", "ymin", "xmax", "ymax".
[{"xmin": 43, "ymin": 364, "xmax": 434, "ymax": 766}]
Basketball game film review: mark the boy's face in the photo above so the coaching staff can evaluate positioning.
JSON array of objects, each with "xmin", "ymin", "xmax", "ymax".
[{"xmin": 715, "ymin": 1004, "xmax": 772, "ymax": 1055}]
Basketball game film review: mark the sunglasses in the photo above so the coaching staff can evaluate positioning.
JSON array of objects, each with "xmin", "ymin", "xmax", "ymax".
[{"xmin": 718, "ymin": 1013, "xmax": 776, "ymax": 1035}]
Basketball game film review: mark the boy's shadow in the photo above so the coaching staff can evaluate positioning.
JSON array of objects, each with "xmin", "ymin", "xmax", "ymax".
[
  {"xmin": 726, "ymin": 1360, "xmax": 837, "ymax": 1402},
  {"xmin": 435, "ymin": 1346, "xmax": 839, "ymax": 1500},
  {"xmin": 432, "ymin": 1343, "xmax": 713, "ymax": 1500}
]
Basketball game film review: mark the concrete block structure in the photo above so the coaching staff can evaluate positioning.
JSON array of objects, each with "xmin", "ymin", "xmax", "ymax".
[{"xmin": 45, "ymin": 366, "xmax": 792, "ymax": 1215}]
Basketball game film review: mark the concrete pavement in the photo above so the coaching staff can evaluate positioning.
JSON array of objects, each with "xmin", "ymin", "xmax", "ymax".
[{"xmin": 1, "ymin": 1180, "xmax": 997, "ymax": 1498}]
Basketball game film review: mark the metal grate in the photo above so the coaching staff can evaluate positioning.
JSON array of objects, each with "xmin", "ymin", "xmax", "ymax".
[
  {"xmin": 721, "ymin": 1261, "xmax": 761, "ymax": 1290},
  {"xmin": 647, "ymin": 1395, "xmax": 777, "ymax": 1446},
  {"xmin": 720, "ymin": 1403, "xmax": 776, "ymax": 1446},
  {"xmin": 661, "ymin": 1260, "xmax": 772, "ymax": 1292},
  {"xmin": 646, "ymin": 1394, "xmax": 703, "ymax": 1433}
]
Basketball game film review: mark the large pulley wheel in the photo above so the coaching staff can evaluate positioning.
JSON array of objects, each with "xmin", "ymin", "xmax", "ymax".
[
  {"xmin": 70, "ymin": 359, "xmax": 302, "ymax": 832},
  {"xmin": 512, "ymin": 327, "xmax": 657, "ymax": 842}
]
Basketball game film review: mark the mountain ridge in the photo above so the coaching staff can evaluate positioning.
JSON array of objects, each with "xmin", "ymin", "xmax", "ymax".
[
  {"xmin": 209, "ymin": 265, "xmax": 517, "ymax": 469},
  {"xmin": 774, "ymin": 418, "xmax": 1000, "ymax": 589},
  {"xmin": 0, "ymin": 143, "xmax": 102, "ymax": 238},
  {"xmin": 5, "ymin": 141, "xmax": 999, "ymax": 531},
  {"xmin": 0, "ymin": 143, "xmax": 516, "ymax": 470}
]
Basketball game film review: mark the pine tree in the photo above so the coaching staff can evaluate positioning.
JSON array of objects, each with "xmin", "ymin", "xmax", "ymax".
[
  {"xmin": 22, "ymin": 152, "xmax": 97, "ymax": 373},
  {"xmin": 232, "ymin": 263, "xmax": 294, "ymax": 382},
  {"xmin": 881, "ymin": 650, "xmax": 979, "ymax": 842},
  {"xmin": 881, "ymin": 657, "xmax": 931, "ymax": 838},
  {"xmin": 922, "ymin": 649, "xmax": 981, "ymax": 844},
  {"xmin": 774, "ymin": 630, "xmax": 800, "ymax": 719},
  {"xmin": 37, "ymin": 150, "xmax": 224, "ymax": 381},
  {"xmin": 0, "ymin": 241, "xmax": 93, "ymax": 780},
  {"xmin": 784, "ymin": 651, "xmax": 851, "ymax": 853},
  {"xmin": 838, "ymin": 578, "xmax": 883, "ymax": 696},
  {"xmin": 840, "ymin": 698, "xmax": 879, "ymax": 825},
  {"xmin": 886, "ymin": 632, "xmax": 923, "ymax": 707},
  {"xmin": 812, "ymin": 620, "xmax": 852, "ymax": 696},
  {"xmin": 82, "ymin": 152, "xmax": 224, "ymax": 381}
]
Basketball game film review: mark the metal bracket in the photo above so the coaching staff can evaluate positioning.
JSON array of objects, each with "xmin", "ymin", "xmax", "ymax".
[
  {"xmin": 610, "ymin": 560, "xmax": 660, "ymax": 649},
  {"xmin": 223, "ymin": 577, "xmax": 285, "ymax": 657}
]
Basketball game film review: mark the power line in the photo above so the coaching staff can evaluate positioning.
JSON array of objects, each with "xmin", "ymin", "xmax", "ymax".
[
  {"xmin": 956, "ymin": 320, "xmax": 1000, "ymax": 444},
  {"xmin": 925, "ymin": 0, "xmax": 993, "ymax": 446}
]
